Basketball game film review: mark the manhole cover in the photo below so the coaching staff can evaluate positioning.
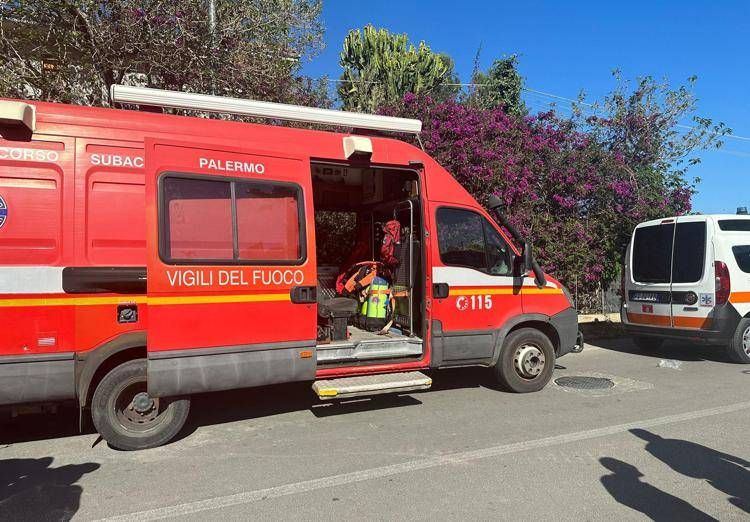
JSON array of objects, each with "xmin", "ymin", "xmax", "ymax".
[{"xmin": 555, "ymin": 376, "xmax": 614, "ymax": 390}]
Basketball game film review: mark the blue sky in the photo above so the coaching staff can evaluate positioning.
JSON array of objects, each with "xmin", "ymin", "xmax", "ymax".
[{"xmin": 302, "ymin": 0, "xmax": 750, "ymax": 214}]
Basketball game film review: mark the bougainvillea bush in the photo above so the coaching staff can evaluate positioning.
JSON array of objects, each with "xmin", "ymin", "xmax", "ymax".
[{"xmin": 385, "ymin": 93, "xmax": 694, "ymax": 299}]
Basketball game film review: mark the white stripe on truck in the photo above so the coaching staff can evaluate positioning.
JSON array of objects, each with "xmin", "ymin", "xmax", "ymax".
[{"xmin": 0, "ymin": 266, "xmax": 64, "ymax": 294}]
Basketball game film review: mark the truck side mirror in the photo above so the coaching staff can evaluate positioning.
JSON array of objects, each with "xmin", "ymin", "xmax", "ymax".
[
  {"xmin": 523, "ymin": 241, "xmax": 533, "ymax": 276},
  {"xmin": 488, "ymin": 195, "xmax": 503, "ymax": 211}
]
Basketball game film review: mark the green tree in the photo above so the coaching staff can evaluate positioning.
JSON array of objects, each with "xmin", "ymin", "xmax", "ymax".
[
  {"xmin": 468, "ymin": 54, "xmax": 526, "ymax": 115},
  {"xmin": 337, "ymin": 25, "xmax": 454, "ymax": 113},
  {"xmin": 0, "ymin": 0, "xmax": 325, "ymax": 106}
]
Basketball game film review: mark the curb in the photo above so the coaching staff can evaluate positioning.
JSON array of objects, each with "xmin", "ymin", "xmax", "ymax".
[{"xmin": 577, "ymin": 312, "xmax": 621, "ymax": 324}]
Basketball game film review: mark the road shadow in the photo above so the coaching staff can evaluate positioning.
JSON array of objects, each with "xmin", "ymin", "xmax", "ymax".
[
  {"xmin": 0, "ymin": 456, "xmax": 100, "ymax": 521},
  {"xmin": 176, "ymin": 367, "xmax": 486, "ymax": 442},
  {"xmin": 600, "ymin": 457, "xmax": 718, "ymax": 521},
  {"xmin": 0, "ymin": 404, "xmax": 95, "ymax": 446},
  {"xmin": 2, "ymin": 367, "xmax": 489, "ymax": 448},
  {"xmin": 588, "ymin": 335, "xmax": 730, "ymax": 363},
  {"xmin": 631, "ymin": 429, "xmax": 750, "ymax": 513}
]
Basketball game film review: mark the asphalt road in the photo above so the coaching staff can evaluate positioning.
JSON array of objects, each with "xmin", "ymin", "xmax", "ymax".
[{"xmin": 2, "ymin": 336, "xmax": 750, "ymax": 521}]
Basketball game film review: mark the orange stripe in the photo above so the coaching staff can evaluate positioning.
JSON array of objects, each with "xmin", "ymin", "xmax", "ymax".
[
  {"xmin": 627, "ymin": 312, "xmax": 671, "ymax": 327},
  {"xmin": 628, "ymin": 312, "xmax": 712, "ymax": 329},
  {"xmin": 673, "ymin": 316, "xmax": 712, "ymax": 329},
  {"xmin": 731, "ymin": 292, "xmax": 750, "ymax": 303}
]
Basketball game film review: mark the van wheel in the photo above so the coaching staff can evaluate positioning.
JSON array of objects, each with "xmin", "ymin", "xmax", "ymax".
[
  {"xmin": 494, "ymin": 328, "xmax": 555, "ymax": 393},
  {"xmin": 727, "ymin": 318, "xmax": 750, "ymax": 364},
  {"xmin": 633, "ymin": 336, "xmax": 664, "ymax": 352},
  {"xmin": 91, "ymin": 359, "xmax": 190, "ymax": 451}
]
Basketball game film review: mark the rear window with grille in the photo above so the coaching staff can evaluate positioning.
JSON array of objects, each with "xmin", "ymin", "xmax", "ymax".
[
  {"xmin": 632, "ymin": 224, "xmax": 674, "ymax": 283},
  {"xmin": 672, "ymin": 221, "xmax": 706, "ymax": 283}
]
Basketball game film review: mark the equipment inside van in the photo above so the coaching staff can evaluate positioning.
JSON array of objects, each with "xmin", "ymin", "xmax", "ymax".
[
  {"xmin": 622, "ymin": 214, "xmax": 750, "ymax": 362},
  {"xmin": 0, "ymin": 86, "xmax": 579, "ymax": 450}
]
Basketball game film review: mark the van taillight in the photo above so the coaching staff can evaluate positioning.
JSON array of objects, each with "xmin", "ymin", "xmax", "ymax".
[{"xmin": 715, "ymin": 261, "xmax": 731, "ymax": 305}]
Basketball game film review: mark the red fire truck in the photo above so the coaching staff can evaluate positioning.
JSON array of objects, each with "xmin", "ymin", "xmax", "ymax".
[{"xmin": 0, "ymin": 87, "xmax": 580, "ymax": 450}]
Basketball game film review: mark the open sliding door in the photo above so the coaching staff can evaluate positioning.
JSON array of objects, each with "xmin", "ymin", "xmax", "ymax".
[{"xmin": 144, "ymin": 138, "xmax": 317, "ymax": 397}]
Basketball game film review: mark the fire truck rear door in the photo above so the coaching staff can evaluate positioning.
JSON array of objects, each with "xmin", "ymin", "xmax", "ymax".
[{"xmin": 144, "ymin": 138, "xmax": 317, "ymax": 397}]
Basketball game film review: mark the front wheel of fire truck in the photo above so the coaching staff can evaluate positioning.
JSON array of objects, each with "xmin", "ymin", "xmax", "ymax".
[
  {"xmin": 91, "ymin": 359, "xmax": 190, "ymax": 451},
  {"xmin": 494, "ymin": 328, "xmax": 555, "ymax": 393},
  {"xmin": 726, "ymin": 318, "xmax": 750, "ymax": 364}
]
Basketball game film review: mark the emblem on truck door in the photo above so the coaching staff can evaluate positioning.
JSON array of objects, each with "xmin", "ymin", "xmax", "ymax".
[{"xmin": 0, "ymin": 195, "xmax": 7, "ymax": 229}]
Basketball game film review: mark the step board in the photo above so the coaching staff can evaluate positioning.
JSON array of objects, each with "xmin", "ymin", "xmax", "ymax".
[
  {"xmin": 317, "ymin": 337, "xmax": 423, "ymax": 364},
  {"xmin": 312, "ymin": 371, "xmax": 432, "ymax": 400}
]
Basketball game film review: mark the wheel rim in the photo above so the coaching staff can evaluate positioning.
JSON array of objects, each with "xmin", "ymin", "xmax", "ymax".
[
  {"xmin": 742, "ymin": 325, "xmax": 750, "ymax": 356},
  {"xmin": 513, "ymin": 344, "xmax": 546, "ymax": 379},
  {"xmin": 111, "ymin": 376, "xmax": 171, "ymax": 434}
]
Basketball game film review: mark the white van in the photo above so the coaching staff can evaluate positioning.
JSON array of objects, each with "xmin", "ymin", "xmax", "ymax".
[{"xmin": 622, "ymin": 214, "xmax": 750, "ymax": 362}]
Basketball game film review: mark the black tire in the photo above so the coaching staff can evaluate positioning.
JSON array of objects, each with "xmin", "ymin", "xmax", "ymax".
[
  {"xmin": 632, "ymin": 336, "xmax": 664, "ymax": 352},
  {"xmin": 91, "ymin": 359, "xmax": 190, "ymax": 451},
  {"xmin": 726, "ymin": 318, "xmax": 750, "ymax": 364},
  {"xmin": 494, "ymin": 328, "xmax": 556, "ymax": 393}
]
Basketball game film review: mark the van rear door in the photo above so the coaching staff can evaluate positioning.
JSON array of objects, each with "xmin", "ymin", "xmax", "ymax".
[
  {"xmin": 144, "ymin": 138, "xmax": 317, "ymax": 397},
  {"xmin": 670, "ymin": 216, "xmax": 713, "ymax": 329},
  {"xmin": 627, "ymin": 220, "xmax": 675, "ymax": 327}
]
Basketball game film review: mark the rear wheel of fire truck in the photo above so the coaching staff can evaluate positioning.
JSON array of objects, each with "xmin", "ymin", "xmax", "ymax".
[
  {"xmin": 494, "ymin": 328, "xmax": 555, "ymax": 393},
  {"xmin": 91, "ymin": 359, "xmax": 190, "ymax": 451},
  {"xmin": 632, "ymin": 336, "xmax": 664, "ymax": 352},
  {"xmin": 726, "ymin": 318, "xmax": 750, "ymax": 364}
]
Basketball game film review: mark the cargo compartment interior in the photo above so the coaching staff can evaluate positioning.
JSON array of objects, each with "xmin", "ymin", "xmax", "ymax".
[{"xmin": 311, "ymin": 162, "xmax": 424, "ymax": 365}]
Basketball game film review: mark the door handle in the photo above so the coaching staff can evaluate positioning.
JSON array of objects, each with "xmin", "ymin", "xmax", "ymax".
[
  {"xmin": 433, "ymin": 283, "xmax": 450, "ymax": 299},
  {"xmin": 290, "ymin": 285, "xmax": 317, "ymax": 304}
]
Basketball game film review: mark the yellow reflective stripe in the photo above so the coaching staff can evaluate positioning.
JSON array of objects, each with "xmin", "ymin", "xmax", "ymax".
[
  {"xmin": 0, "ymin": 296, "xmax": 148, "ymax": 307},
  {"xmin": 318, "ymin": 389, "xmax": 338, "ymax": 397},
  {"xmin": 448, "ymin": 287, "xmax": 562, "ymax": 296},
  {"xmin": 148, "ymin": 293, "xmax": 290, "ymax": 305},
  {"xmin": 522, "ymin": 288, "xmax": 564, "ymax": 295},
  {"xmin": 0, "ymin": 293, "xmax": 290, "ymax": 308}
]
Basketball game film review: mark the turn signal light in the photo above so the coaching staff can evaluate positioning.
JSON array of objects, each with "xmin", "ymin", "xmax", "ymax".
[
  {"xmin": 299, "ymin": 350, "xmax": 313, "ymax": 359},
  {"xmin": 715, "ymin": 261, "xmax": 731, "ymax": 305}
]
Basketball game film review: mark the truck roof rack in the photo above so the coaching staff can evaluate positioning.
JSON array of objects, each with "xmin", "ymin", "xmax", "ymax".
[{"xmin": 110, "ymin": 85, "xmax": 422, "ymax": 134}]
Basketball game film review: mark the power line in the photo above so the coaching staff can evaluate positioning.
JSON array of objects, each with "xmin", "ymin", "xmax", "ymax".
[
  {"xmin": 321, "ymin": 77, "xmax": 750, "ymax": 143},
  {"xmin": 522, "ymin": 86, "xmax": 750, "ymax": 143}
]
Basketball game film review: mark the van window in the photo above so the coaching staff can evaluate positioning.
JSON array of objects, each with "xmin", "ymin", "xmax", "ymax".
[
  {"xmin": 162, "ymin": 175, "xmax": 303, "ymax": 263},
  {"xmin": 672, "ymin": 221, "xmax": 706, "ymax": 283},
  {"xmin": 164, "ymin": 177, "xmax": 233, "ymax": 260},
  {"xmin": 719, "ymin": 220, "xmax": 750, "ymax": 232},
  {"xmin": 437, "ymin": 208, "xmax": 512, "ymax": 275},
  {"xmin": 235, "ymin": 182, "xmax": 301, "ymax": 261},
  {"xmin": 632, "ymin": 224, "xmax": 674, "ymax": 283},
  {"xmin": 734, "ymin": 246, "xmax": 750, "ymax": 273}
]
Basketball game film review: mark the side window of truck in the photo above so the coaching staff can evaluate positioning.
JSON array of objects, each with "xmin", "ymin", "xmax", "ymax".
[
  {"xmin": 733, "ymin": 246, "xmax": 750, "ymax": 273},
  {"xmin": 437, "ymin": 208, "xmax": 512, "ymax": 276},
  {"xmin": 161, "ymin": 175, "xmax": 303, "ymax": 264}
]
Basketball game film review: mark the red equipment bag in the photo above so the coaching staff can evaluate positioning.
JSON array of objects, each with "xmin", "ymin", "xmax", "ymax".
[{"xmin": 380, "ymin": 220, "xmax": 401, "ymax": 269}]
